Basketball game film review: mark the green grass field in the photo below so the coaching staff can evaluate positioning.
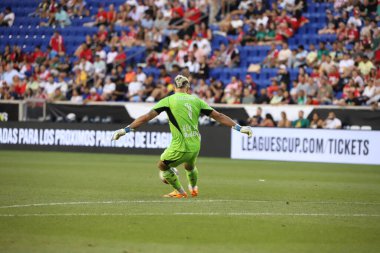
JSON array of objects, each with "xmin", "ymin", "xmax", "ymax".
[{"xmin": 0, "ymin": 150, "xmax": 380, "ymax": 253}]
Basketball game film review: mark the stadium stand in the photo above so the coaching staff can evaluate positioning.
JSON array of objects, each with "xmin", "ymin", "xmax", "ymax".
[{"xmin": 0, "ymin": 0, "xmax": 379, "ymax": 115}]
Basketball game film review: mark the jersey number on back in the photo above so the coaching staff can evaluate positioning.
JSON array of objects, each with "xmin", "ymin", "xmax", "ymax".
[{"xmin": 184, "ymin": 103, "xmax": 193, "ymax": 120}]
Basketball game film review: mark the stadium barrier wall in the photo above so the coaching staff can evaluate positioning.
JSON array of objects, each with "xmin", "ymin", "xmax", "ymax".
[
  {"xmin": 2, "ymin": 101, "xmax": 380, "ymax": 129},
  {"xmin": 231, "ymin": 128, "xmax": 380, "ymax": 165},
  {"xmin": 0, "ymin": 122, "xmax": 230, "ymax": 158}
]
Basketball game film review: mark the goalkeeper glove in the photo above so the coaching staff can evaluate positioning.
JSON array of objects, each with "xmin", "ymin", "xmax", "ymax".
[
  {"xmin": 232, "ymin": 125, "xmax": 253, "ymax": 137},
  {"xmin": 111, "ymin": 126, "xmax": 134, "ymax": 141}
]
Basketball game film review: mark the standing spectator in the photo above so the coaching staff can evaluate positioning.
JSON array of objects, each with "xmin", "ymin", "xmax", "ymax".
[
  {"xmin": 0, "ymin": 7, "xmax": 15, "ymax": 27},
  {"xmin": 49, "ymin": 31, "xmax": 65, "ymax": 54},
  {"xmin": 292, "ymin": 110, "xmax": 310, "ymax": 128},
  {"xmin": 323, "ymin": 112, "xmax": 342, "ymax": 129}
]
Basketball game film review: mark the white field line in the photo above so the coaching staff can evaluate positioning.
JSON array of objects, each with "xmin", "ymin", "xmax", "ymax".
[
  {"xmin": 1, "ymin": 199, "xmax": 380, "ymax": 209},
  {"xmin": 0, "ymin": 212, "xmax": 379, "ymax": 218}
]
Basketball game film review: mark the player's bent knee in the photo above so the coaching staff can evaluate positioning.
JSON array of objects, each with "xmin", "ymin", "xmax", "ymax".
[
  {"xmin": 184, "ymin": 163, "xmax": 195, "ymax": 171},
  {"xmin": 157, "ymin": 161, "xmax": 169, "ymax": 171}
]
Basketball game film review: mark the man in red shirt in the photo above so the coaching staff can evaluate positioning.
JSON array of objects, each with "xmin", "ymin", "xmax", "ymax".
[
  {"xmin": 49, "ymin": 31, "xmax": 65, "ymax": 54},
  {"xmin": 79, "ymin": 44, "xmax": 93, "ymax": 62},
  {"xmin": 114, "ymin": 46, "xmax": 127, "ymax": 69},
  {"xmin": 185, "ymin": 1, "xmax": 201, "ymax": 23},
  {"xmin": 171, "ymin": 0, "xmax": 184, "ymax": 18},
  {"xmin": 95, "ymin": 5, "xmax": 107, "ymax": 25}
]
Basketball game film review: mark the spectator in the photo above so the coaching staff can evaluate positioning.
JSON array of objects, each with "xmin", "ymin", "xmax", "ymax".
[
  {"xmin": 70, "ymin": 89, "xmax": 83, "ymax": 103},
  {"xmin": 260, "ymin": 113, "xmax": 276, "ymax": 127},
  {"xmin": 358, "ymin": 55, "xmax": 375, "ymax": 76},
  {"xmin": 277, "ymin": 42, "xmax": 292, "ymax": 66},
  {"xmin": 309, "ymin": 112, "xmax": 323, "ymax": 129},
  {"xmin": 277, "ymin": 111, "xmax": 292, "ymax": 128},
  {"xmin": 323, "ymin": 112, "xmax": 342, "ymax": 129},
  {"xmin": 41, "ymin": 76, "xmax": 60, "ymax": 98},
  {"xmin": 292, "ymin": 110, "xmax": 309, "ymax": 128},
  {"xmin": 223, "ymin": 42, "xmax": 240, "ymax": 68},
  {"xmin": 270, "ymin": 89, "xmax": 284, "ymax": 105},
  {"xmin": 263, "ymin": 43, "xmax": 279, "ymax": 68},
  {"xmin": 241, "ymin": 88, "xmax": 255, "ymax": 104},
  {"xmin": 0, "ymin": 7, "xmax": 15, "ymax": 27},
  {"xmin": 316, "ymin": 76, "xmax": 333, "ymax": 104},
  {"xmin": 3, "ymin": 64, "xmax": 23, "ymax": 86},
  {"xmin": 55, "ymin": 5, "xmax": 71, "ymax": 28},
  {"xmin": 293, "ymin": 45, "xmax": 308, "ymax": 68},
  {"xmin": 49, "ymin": 31, "xmax": 65, "ymax": 54},
  {"xmin": 94, "ymin": 55, "xmax": 106, "ymax": 82}
]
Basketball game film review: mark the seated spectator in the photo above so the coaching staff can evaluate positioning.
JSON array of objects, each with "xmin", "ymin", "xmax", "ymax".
[
  {"xmin": 277, "ymin": 42, "xmax": 292, "ymax": 66},
  {"xmin": 277, "ymin": 111, "xmax": 292, "ymax": 128},
  {"xmin": 340, "ymin": 90, "xmax": 361, "ymax": 106},
  {"xmin": 270, "ymin": 89, "xmax": 284, "ymax": 105},
  {"xmin": 316, "ymin": 76, "xmax": 333, "ymax": 104},
  {"xmin": 293, "ymin": 45, "xmax": 308, "ymax": 68},
  {"xmin": 222, "ymin": 42, "xmax": 240, "ymax": 68},
  {"xmin": 70, "ymin": 89, "xmax": 83, "ymax": 103},
  {"xmin": 361, "ymin": 78, "xmax": 376, "ymax": 103},
  {"xmin": 318, "ymin": 11, "xmax": 337, "ymax": 34},
  {"xmin": 0, "ymin": 7, "xmax": 15, "ymax": 27},
  {"xmin": 358, "ymin": 55, "xmax": 375, "ymax": 77},
  {"xmin": 260, "ymin": 113, "xmax": 276, "ymax": 127},
  {"xmin": 309, "ymin": 112, "xmax": 324, "ymax": 129},
  {"xmin": 263, "ymin": 43, "xmax": 279, "ymax": 68},
  {"xmin": 323, "ymin": 112, "xmax": 342, "ymax": 129},
  {"xmin": 55, "ymin": 5, "xmax": 71, "ymax": 28},
  {"xmin": 256, "ymin": 88, "xmax": 270, "ymax": 104},
  {"xmin": 292, "ymin": 110, "xmax": 309, "ymax": 128},
  {"xmin": 306, "ymin": 44, "xmax": 318, "ymax": 67},
  {"xmin": 339, "ymin": 52, "xmax": 355, "ymax": 75},
  {"xmin": 247, "ymin": 107, "xmax": 263, "ymax": 126},
  {"xmin": 241, "ymin": 88, "xmax": 255, "ymax": 104},
  {"xmin": 346, "ymin": 22, "xmax": 360, "ymax": 44}
]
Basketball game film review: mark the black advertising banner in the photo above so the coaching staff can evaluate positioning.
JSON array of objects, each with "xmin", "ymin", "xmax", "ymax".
[
  {"xmin": 0, "ymin": 103, "xmax": 19, "ymax": 121},
  {"xmin": 0, "ymin": 122, "xmax": 230, "ymax": 158}
]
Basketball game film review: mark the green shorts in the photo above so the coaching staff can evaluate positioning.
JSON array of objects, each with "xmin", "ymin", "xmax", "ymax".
[{"xmin": 160, "ymin": 148, "xmax": 199, "ymax": 168}]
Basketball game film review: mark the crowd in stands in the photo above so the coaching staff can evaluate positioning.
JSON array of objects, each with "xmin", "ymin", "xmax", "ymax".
[
  {"xmin": 247, "ymin": 107, "xmax": 343, "ymax": 129},
  {"xmin": 0, "ymin": 0, "xmax": 379, "ymax": 110}
]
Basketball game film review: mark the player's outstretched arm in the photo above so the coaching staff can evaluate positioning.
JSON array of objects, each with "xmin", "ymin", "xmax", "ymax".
[
  {"xmin": 209, "ymin": 110, "xmax": 253, "ymax": 137},
  {"xmin": 111, "ymin": 110, "xmax": 159, "ymax": 141}
]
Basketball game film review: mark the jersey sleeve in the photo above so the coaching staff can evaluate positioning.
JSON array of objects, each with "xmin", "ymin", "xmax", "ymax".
[
  {"xmin": 198, "ymin": 98, "xmax": 214, "ymax": 116},
  {"xmin": 152, "ymin": 97, "xmax": 169, "ymax": 114}
]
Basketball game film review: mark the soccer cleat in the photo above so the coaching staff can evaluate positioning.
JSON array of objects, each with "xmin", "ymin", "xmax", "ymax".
[
  {"xmin": 163, "ymin": 190, "xmax": 188, "ymax": 198},
  {"xmin": 188, "ymin": 185, "xmax": 199, "ymax": 197}
]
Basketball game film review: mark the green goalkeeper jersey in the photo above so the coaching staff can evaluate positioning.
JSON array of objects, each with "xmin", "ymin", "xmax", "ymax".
[{"xmin": 152, "ymin": 92, "xmax": 214, "ymax": 152}]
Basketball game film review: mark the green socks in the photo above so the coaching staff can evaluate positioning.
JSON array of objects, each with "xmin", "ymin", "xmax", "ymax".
[
  {"xmin": 162, "ymin": 169, "xmax": 185, "ymax": 193},
  {"xmin": 186, "ymin": 167, "xmax": 198, "ymax": 188}
]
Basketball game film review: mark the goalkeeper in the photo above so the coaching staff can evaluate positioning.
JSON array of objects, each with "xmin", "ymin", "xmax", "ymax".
[{"xmin": 112, "ymin": 75, "xmax": 252, "ymax": 198}]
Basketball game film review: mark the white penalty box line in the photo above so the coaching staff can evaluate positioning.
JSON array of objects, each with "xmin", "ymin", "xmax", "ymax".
[
  {"xmin": 0, "ymin": 212, "xmax": 380, "ymax": 218},
  {"xmin": 1, "ymin": 199, "xmax": 380, "ymax": 209}
]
